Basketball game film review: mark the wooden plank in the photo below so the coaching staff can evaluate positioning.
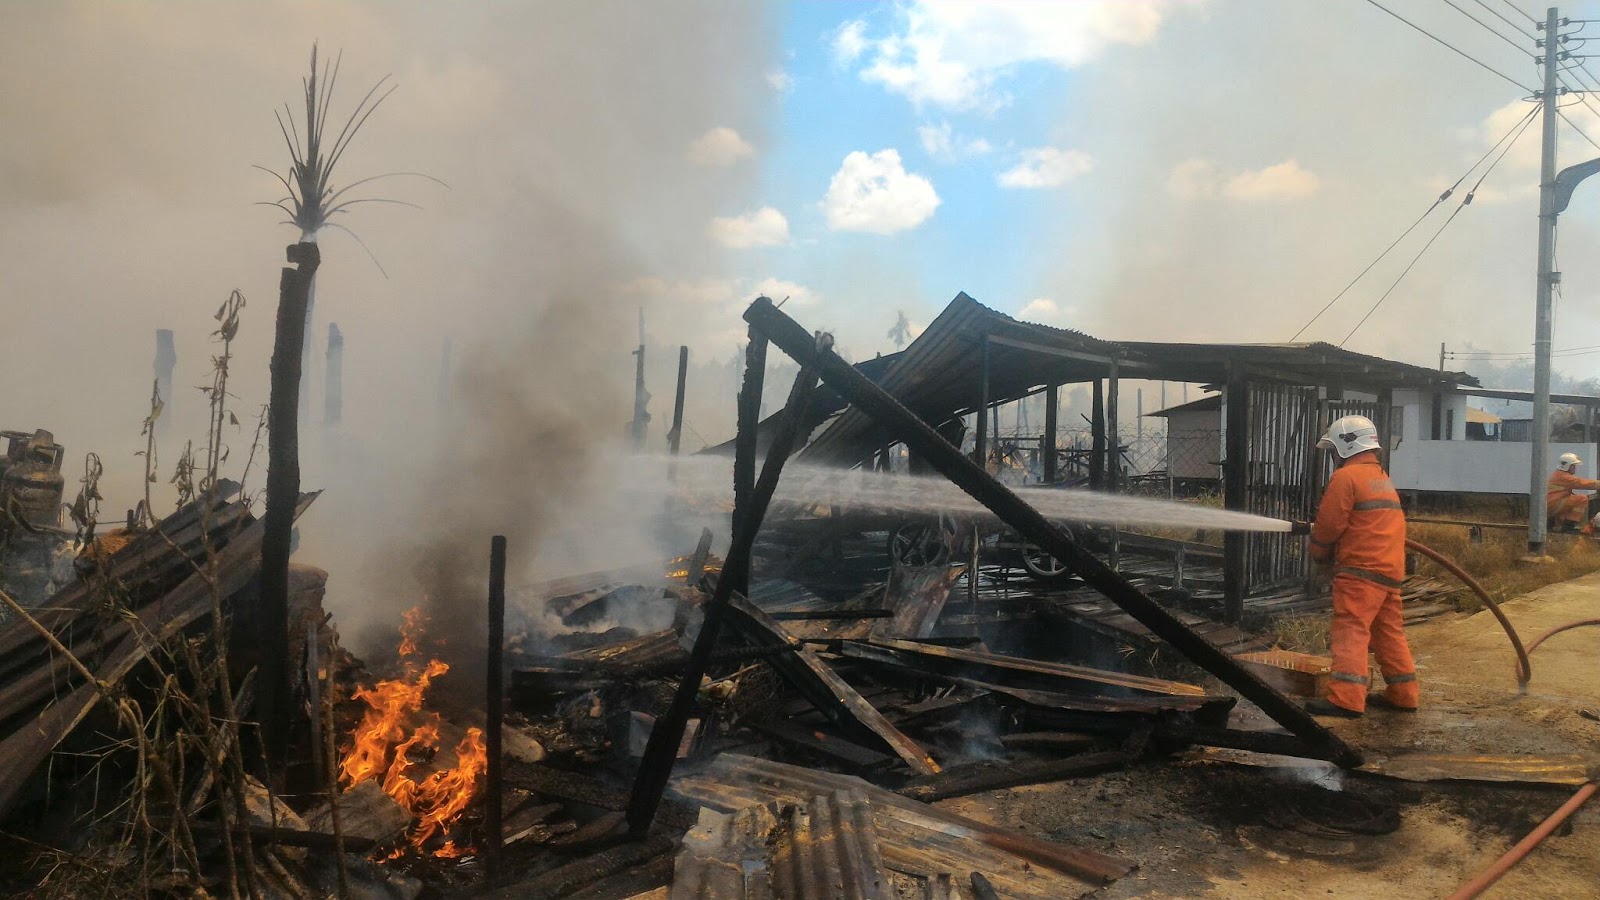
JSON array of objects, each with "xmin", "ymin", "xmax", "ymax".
[
  {"xmin": 897, "ymin": 750, "xmax": 1134, "ymax": 803},
  {"xmin": 726, "ymin": 593, "xmax": 940, "ymax": 775},
  {"xmin": 870, "ymin": 563, "xmax": 964, "ymax": 640},
  {"xmin": 840, "ymin": 638, "xmax": 1208, "ymax": 698},
  {"xmin": 0, "ymin": 492, "xmax": 316, "ymax": 820},
  {"xmin": 1359, "ymin": 753, "xmax": 1597, "ymax": 786},
  {"xmin": 747, "ymin": 718, "xmax": 896, "ymax": 771}
]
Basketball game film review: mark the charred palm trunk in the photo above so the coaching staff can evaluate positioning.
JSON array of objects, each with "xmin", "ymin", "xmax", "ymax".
[{"xmin": 260, "ymin": 241, "xmax": 320, "ymax": 770}]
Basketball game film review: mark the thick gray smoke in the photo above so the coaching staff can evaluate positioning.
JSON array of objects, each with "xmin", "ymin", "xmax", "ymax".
[{"xmin": 0, "ymin": 2, "xmax": 777, "ymax": 669}]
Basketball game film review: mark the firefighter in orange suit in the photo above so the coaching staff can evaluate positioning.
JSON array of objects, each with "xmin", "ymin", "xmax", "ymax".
[
  {"xmin": 1303, "ymin": 415, "xmax": 1419, "ymax": 717},
  {"xmin": 1547, "ymin": 453, "xmax": 1598, "ymax": 534}
]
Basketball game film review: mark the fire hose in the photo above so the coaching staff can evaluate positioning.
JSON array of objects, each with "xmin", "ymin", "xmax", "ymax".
[{"xmin": 1402, "ymin": 538, "xmax": 1532, "ymax": 687}]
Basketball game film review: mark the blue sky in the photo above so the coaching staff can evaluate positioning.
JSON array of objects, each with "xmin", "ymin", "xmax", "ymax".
[
  {"xmin": 718, "ymin": 2, "xmax": 1099, "ymax": 357},
  {"xmin": 678, "ymin": 0, "xmax": 1600, "ymax": 382}
]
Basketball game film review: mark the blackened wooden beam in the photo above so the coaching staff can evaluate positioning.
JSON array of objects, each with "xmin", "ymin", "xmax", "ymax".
[
  {"xmin": 726, "ymin": 593, "xmax": 939, "ymax": 775},
  {"xmin": 1222, "ymin": 367, "xmax": 1249, "ymax": 622},
  {"xmin": 668, "ymin": 345, "xmax": 688, "ymax": 457},
  {"xmin": 1042, "ymin": 383, "xmax": 1059, "ymax": 483},
  {"xmin": 485, "ymin": 535, "xmax": 507, "ymax": 878},
  {"xmin": 743, "ymin": 297, "xmax": 1362, "ymax": 768},
  {"xmin": 625, "ymin": 321, "xmax": 821, "ymax": 834}
]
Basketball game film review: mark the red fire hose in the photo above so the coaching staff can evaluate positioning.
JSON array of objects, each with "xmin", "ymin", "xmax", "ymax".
[
  {"xmin": 1446, "ymin": 780, "xmax": 1598, "ymax": 900},
  {"xmin": 1404, "ymin": 538, "xmax": 1532, "ymax": 686},
  {"xmin": 1525, "ymin": 618, "xmax": 1600, "ymax": 656}
]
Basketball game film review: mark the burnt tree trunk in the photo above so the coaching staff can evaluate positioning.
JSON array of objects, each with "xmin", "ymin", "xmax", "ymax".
[{"xmin": 261, "ymin": 241, "xmax": 320, "ymax": 770}]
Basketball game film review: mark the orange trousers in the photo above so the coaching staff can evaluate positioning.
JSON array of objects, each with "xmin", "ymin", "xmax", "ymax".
[
  {"xmin": 1328, "ymin": 575, "xmax": 1419, "ymax": 713},
  {"xmin": 1549, "ymin": 494, "xmax": 1590, "ymax": 526}
]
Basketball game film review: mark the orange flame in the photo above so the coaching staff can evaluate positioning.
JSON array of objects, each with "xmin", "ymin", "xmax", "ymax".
[{"xmin": 339, "ymin": 607, "xmax": 486, "ymax": 857}]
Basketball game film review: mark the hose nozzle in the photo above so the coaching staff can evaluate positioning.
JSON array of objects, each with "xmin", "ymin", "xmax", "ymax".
[{"xmin": 1288, "ymin": 520, "xmax": 1313, "ymax": 536}]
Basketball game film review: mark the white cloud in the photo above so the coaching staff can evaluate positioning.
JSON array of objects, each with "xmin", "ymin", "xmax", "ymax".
[
  {"xmin": 618, "ymin": 275, "xmax": 820, "ymax": 346},
  {"xmin": 1168, "ymin": 158, "xmax": 1320, "ymax": 201},
  {"xmin": 1222, "ymin": 160, "xmax": 1321, "ymax": 201},
  {"xmin": 997, "ymin": 147, "xmax": 1094, "ymax": 188},
  {"xmin": 750, "ymin": 277, "xmax": 818, "ymax": 307},
  {"xmin": 917, "ymin": 121, "xmax": 994, "ymax": 162},
  {"xmin": 822, "ymin": 149, "xmax": 941, "ymax": 234},
  {"xmin": 708, "ymin": 206, "xmax": 790, "ymax": 249},
  {"xmin": 833, "ymin": 19, "xmax": 869, "ymax": 64},
  {"xmin": 844, "ymin": 1, "xmax": 1195, "ymax": 112},
  {"xmin": 1018, "ymin": 298, "xmax": 1078, "ymax": 324},
  {"xmin": 686, "ymin": 126, "xmax": 754, "ymax": 167},
  {"xmin": 765, "ymin": 68, "xmax": 792, "ymax": 92}
]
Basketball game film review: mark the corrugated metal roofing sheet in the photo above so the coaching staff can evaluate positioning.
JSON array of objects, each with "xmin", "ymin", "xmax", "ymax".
[
  {"xmin": 671, "ymin": 789, "xmax": 889, "ymax": 900},
  {"xmin": 673, "ymin": 753, "xmax": 1130, "ymax": 900}
]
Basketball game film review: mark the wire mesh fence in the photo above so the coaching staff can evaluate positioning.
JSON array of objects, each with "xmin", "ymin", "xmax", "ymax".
[{"xmin": 984, "ymin": 428, "xmax": 1223, "ymax": 498}]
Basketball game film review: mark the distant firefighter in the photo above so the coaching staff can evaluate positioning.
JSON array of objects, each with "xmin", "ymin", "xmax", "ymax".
[
  {"xmin": 1546, "ymin": 452, "xmax": 1598, "ymax": 535},
  {"xmin": 1303, "ymin": 415, "xmax": 1418, "ymax": 719}
]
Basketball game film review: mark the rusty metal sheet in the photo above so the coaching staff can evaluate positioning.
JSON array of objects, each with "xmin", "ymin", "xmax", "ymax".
[
  {"xmin": 1360, "ymin": 753, "xmax": 1597, "ymax": 786},
  {"xmin": 869, "ymin": 563, "xmax": 964, "ymax": 640},
  {"xmin": 673, "ymin": 753, "xmax": 1132, "ymax": 898},
  {"xmin": 671, "ymin": 789, "xmax": 889, "ymax": 900}
]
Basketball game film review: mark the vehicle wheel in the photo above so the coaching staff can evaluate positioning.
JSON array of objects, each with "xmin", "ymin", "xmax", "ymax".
[
  {"xmin": 1019, "ymin": 544, "xmax": 1072, "ymax": 582},
  {"xmin": 887, "ymin": 521, "xmax": 952, "ymax": 567}
]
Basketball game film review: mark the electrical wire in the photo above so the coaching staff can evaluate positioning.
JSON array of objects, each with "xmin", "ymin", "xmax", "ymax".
[
  {"xmin": 1340, "ymin": 105, "xmax": 1540, "ymax": 345},
  {"xmin": 1441, "ymin": 0, "xmax": 1536, "ymax": 54},
  {"xmin": 1471, "ymin": 0, "xmax": 1537, "ymax": 39},
  {"xmin": 1497, "ymin": 0, "xmax": 1538, "ymax": 24},
  {"xmin": 1557, "ymin": 106, "xmax": 1600, "ymax": 153},
  {"xmin": 1289, "ymin": 105, "xmax": 1538, "ymax": 341},
  {"xmin": 1361, "ymin": 0, "xmax": 1536, "ymax": 92}
]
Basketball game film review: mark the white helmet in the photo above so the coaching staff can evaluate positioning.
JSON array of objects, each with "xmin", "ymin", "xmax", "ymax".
[
  {"xmin": 1560, "ymin": 452, "xmax": 1582, "ymax": 469},
  {"xmin": 1317, "ymin": 415, "xmax": 1382, "ymax": 459}
]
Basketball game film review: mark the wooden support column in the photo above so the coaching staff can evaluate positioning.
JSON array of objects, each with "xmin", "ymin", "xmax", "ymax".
[
  {"xmin": 1042, "ymin": 383, "xmax": 1059, "ymax": 484},
  {"xmin": 485, "ymin": 535, "xmax": 507, "ymax": 877},
  {"xmin": 1376, "ymin": 388, "xmax": 1393, "ymax": 470},
  {"xmin": 1090, "ymin": 380, "xmax": 1106, "ymax": 489},
  {"xmin": 1222, "ymin": 368, "xmax": 1249, "ymax": 623},
  {"xmin": 668, "ymin": 345, "xmax": 688, "ymax": 456},
  {"xmin": 975, "ymin": 335, "xmax": 990, "ymax": 467},
  {"xmin": 1107, "ymin": 360, "xmax": 1121, "ymax": 490}
]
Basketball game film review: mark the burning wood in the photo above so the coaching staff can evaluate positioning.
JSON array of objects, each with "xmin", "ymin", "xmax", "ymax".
[{"xmin": 339, "ymin": 607, "xmax": 488, "ymax": 858}]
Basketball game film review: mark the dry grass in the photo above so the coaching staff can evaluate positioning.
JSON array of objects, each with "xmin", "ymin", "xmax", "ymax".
[
  {"xmin": 1268, "ymin": 613, "xmax": 1332, "ymax": 655},
  {"xmin": 1407, "ymin": 522, "xmax": 1600, "ymax": 612}
]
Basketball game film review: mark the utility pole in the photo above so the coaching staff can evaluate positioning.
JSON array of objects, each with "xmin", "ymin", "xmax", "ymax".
[
  {"xmin": 1529, "ymin": 6, "xmax": 1562, "ymax": 557},
  {"xmin": 1438, "ymin": 342, "xmax": 1446, "ymax": 373}
]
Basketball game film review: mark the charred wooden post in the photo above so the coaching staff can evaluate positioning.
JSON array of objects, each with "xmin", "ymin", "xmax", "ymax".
[
  {"xmin": 1042, "ymin": 383, "xmax": 1059, "ymax": 484},
  {"xmin": 975, "ymin": 335, "xmax": 990, "ymax": 466},
  {"xmin": 668, "ymin": 345, "xmax": 688, "ymax": 456},
  {"xmin": 628, "ymin": 319, "xmax": 812, "ymax": 834},
  {"xmin": 1107, "ymin": 360, "xmax": 1120, "ymax": 490},
  {"xmin": 261, "ymin": 240, "xmax": 320, "ymax": 770},
  {"xmin": 1090, "ymin": 380, "xmax": 1105, "ymax": 488},
  {"xmin": 742, "ymin": 297, "xmax": 1362, "ymax": 768},
  {"xmin": 324, "ymin": 323, "xmax": 343, "ymax": 428},
  {"xmin": 1222, "ymin": 368, "xmax": 1249, "ymax": 623},
  {"xmin": 630, "ymin": 309, "xmax": 650, "ymax": 451},
  {"xmin": 486, "ymin": 535, "xmax": 507, "ymax": 878}
]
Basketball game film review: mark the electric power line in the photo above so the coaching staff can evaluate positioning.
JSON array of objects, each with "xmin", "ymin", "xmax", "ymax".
[
  {"xmin": 1557, "ymin": 105, "xmax": 1600, "ymax": 152},
  {"xmin": 1361, "ymin": 0, "xmax": 1536, "ymax": 92},
  {"xmin": 1471, "ymin": 0, "xmax": 1538, "ymax": 39},
  {"xmin": 1289, "ymin": 105, "xmax": 1538, "ymax": 341},
  {"xmin": 1340, "ymin": 105, "xmax": 1540, "ymax": 345},
  {"xmin": 1495, "ymin": 0, "xmax": 1538, "ymax": 25},
  {"xmin": 1441, "ymin": 0, "xmax": 1537, "ymax": 53}
]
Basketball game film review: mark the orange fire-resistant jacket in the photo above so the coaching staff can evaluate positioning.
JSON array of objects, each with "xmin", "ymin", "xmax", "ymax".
[
  {"xmin": 1310, "ymin": 452, "xmax": 1407, "ymax": 587},
  {"xmin": 1547, "ymin": 468, "xmax": 1598, "ymax": 509}
]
